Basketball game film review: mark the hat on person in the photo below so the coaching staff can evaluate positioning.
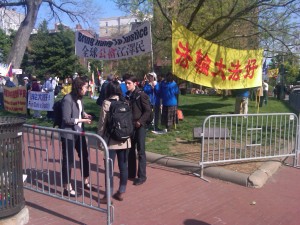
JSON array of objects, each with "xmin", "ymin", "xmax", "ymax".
[
  {"xmin": 148, "ymin": 72, "xmax": 157, "ymax": 80},
  {"xmin": 23, "ymin": 76, "xmax": 29, "ymax": 80}
]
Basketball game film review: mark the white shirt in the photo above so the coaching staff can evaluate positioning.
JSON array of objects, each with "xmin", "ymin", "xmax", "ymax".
[
  {"xmin": 263, "ymin": 82, "xmax": 269, "ymax": 91},
  {"xmin": 77, "ymin": 99, "xmax": 82, "ymax": 128}
]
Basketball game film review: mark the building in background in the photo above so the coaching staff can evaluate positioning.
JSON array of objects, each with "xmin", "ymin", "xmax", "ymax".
[
  {"xmin": 0, "ymin": 8, "xmax": 25, "ymax": 35},
  {"xmin": 99, "ymin": 16, "xmax": 141, "ymax": 38}
]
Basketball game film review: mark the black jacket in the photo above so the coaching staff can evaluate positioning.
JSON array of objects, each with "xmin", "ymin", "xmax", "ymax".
[{"xmin": 126, "ymin": 87, "xmax": 151, "ymax": 127}]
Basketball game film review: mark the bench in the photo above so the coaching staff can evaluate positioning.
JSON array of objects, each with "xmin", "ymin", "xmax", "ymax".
[{"xmin": 193, "ymin": 127, "xmax": 230, "ymax": 140}]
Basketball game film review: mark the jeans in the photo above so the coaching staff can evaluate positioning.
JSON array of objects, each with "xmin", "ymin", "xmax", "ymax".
[
  {"xmin": 61, "ymin": 136, "xmax": 89, "ymax": 185},
  {"xmin": 235, "ymin": 97, "xmax": 248, "ymax": 114},
  {"xmin": 108, "ymin": 149, "xmax": 128, "ymax": 194},
  {"xmin": 128, "ymin": 126, "xmax": 147, "ymax": 181}
]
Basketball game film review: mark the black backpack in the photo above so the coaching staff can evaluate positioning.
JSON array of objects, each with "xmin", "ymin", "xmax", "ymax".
[
  {"xmin": 54, "ymin": 85, "xmax": 60, "ymax": 95},
  {"xmin": 106, "ymin": 99, "xmax": 134, "ymax": 142},
  {"xmin": 52, "ymin": 97, "xmax": 65, "ymax": 128}
]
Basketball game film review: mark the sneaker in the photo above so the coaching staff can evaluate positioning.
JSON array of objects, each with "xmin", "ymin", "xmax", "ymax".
[{"xmin": 133, "ymin": 178, "xmax": 146, "ymax": 186}]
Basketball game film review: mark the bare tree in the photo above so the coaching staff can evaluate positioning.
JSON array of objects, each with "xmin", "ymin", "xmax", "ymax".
[
  {"xmin": 113, "ymin": 0, "xmax": 300, "ymax": 58},
  {"xmin": 0, "ymin": 0, "xmax": 101, "ymax": 68}
]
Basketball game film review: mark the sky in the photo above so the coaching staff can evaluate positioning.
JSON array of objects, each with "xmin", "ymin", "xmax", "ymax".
[{"xmin": 36, "ymin": 0, "xmax": 126, "ymax": 32}]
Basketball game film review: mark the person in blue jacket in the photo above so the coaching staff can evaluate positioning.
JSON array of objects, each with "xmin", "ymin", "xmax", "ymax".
[
  {"xmin": 120, "ymin": 73, "xmax": 130, "ymax": 97},
  {"xmin": 143, "ymin": 72, "xmax": 160, "ymax": 130},
  {"xmin": 159, "ymin": 72, "xmax": 179, "ymax": 132},
  {"xmin": 234, "ymin": 88, "xmax": 250, "ymax": 114}
]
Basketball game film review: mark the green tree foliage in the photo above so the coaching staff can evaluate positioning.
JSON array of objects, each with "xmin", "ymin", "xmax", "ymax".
[
  {"xmin": 268, "ymin": 53, "xmax": 300, "ymax": 85},
  {"xmin": 0, "ymin": 29, "xmax": 13, "ymax": 63},
  {"xmin": 22, "ymin": 20, "xmax": 86, "ymax": 80},
  {"xmin": 114, "ymin": 55, "xmax": 151, "ymax": 79},
  {"xmin": 0, "ymin": 0, "xmax": 101, "ymax": 68},
  {"xmin": 114, "ymin": 0, "xmax": 300, "ymax": 61}
]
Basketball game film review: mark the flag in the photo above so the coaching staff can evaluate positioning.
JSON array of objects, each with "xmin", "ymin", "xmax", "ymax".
[
  {"xmin": 89, "ymin": 72, "xmax": 95, "ymax": 98},
  {"xmin": 262, "ymin": 59, "xmax": 268, "ymax": 80},
  {"xmin": 5, "ymin": 63, "xmax": 13, "ymax": 77},
  {"xmin": 267, "ymin": 68, "xmax": 278, "ymax": 78},
  {"xmin": 97, "ymin": 67, "xmax": 101, "ymax": 78}
]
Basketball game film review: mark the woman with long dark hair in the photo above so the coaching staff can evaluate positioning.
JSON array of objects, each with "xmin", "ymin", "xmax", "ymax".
[
  {"xmin": 98, "ymin": 80, "xmax": 131, "ymax": 202},
  {"xmin": 61, "ymin": 76, "xmax": 92, "ymax": 197}
]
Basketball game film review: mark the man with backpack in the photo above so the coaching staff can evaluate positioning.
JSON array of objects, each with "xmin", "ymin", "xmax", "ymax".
[{"xmin": 125, "ymin": 74, "xmax": 152, "ymax": 186}]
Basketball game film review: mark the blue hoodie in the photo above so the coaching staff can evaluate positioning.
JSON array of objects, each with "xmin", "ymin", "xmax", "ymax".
[
  {"xmin": 143, "ymin": 81, "xmax": 160, "ymax": 106},
  {"xmin": 159, "ymin": 80, "xmax": 179, "ymax": 106}
]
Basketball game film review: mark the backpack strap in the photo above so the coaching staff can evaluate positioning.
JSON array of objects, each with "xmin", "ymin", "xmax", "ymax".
[
  {"xmin": 134, "ymin": 90, "xmax": 143, "ymax": 112},
  {"xmin": 104, "ymin": 98, "xmax": 118, "ymax": 145}
]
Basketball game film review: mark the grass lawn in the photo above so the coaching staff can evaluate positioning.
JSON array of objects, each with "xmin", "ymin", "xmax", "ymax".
[{"xmin": 1, "ymin": 93, "xmax": 295, "ymax": 158}]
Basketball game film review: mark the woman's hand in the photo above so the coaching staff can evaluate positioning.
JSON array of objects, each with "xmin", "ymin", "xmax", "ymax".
[
  {"xmin": 81, "ymin": 118, "xmax": 91, "ymax": 124},
  {"xmin": 84, "ymin": 113, "xmax": 93, "ymax": 120}
]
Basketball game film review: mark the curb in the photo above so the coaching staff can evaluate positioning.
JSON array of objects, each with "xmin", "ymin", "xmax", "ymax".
[
  {"xmin": 247, "ymin": 161, "xmax": 282, "ymax": 188},
  {"xmin": 146, "ymin": 151, "xmax": 281, "ymax": 188}
]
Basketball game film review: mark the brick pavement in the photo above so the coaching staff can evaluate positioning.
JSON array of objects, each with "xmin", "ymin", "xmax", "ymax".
[{"xmin": 24, "ymin": 163, "xmax": 300, "ymax": 225}]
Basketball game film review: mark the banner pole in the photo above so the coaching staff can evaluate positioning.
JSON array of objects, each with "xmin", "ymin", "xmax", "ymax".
[{"xmin": 149, "ymin": 20, "xmax": 154, "ymax": 71}]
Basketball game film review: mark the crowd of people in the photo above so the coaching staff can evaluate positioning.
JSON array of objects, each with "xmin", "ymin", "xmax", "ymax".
[
  {"xmin": 3, "ymin": 70, "xmax": 280, "ymax": 203},
  {"xmin": 38, "ymin": 71, "xmax": 179, "ymax": 203}
]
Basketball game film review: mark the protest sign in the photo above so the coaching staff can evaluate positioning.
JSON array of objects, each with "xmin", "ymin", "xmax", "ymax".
[
  {"xmin": 172, "ymin": 20, "xmax": 264, "ymax": 90},
  {"xmin": 28, "ymin": 91, "xmax": 54, "ymax": 111},
  {"xmin": 75, "ymin": 21, "xmax": 152, "ymax": 60}
]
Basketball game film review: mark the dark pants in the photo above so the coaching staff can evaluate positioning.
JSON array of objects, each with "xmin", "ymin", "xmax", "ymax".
[
  {"xmin": 154, "ymin": 104, "xmax": 160, "ymax": 130},
  {"xmin": 263, "ymin": 90, "xmax": 268, "ymax": 105},
  {"xmin": 61, "ymin": 136, "xmax": 89, "ymax": 185},
  {"xmin": 47, "ymin": 110, "xmax": 54, "ymax": 119},
  {"xmin": 128, "ymin": 126, "xmax": 147, "ymax": 181},
  {"xmin": 0, "ymin": 92, "xmax": 3, "ymax": 109},
  {"xmin": 108, "ymin": 149, "xmax": 128, "ymax": 194}
]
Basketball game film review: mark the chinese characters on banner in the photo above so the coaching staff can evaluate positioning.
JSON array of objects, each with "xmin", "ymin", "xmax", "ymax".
[
  {"xmin": 4, "ymin": 86, "xmax": 27, "ymax": 114},
  {"xmin": 28, "ymin": 91, "xmax": 55, "ymax": 111},
  {"xmin": 172, "ymin": 20, "xmax": 264, "ymax": 90},
  {"xmin": 267, "ymin": 68, "xmax": 279, "ymax": 78},
  {"xmin": 75, "ymin": 21, "xmax": 152, "ymax": 60}
]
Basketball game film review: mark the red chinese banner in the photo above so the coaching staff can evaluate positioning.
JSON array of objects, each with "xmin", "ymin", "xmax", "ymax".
[
  {"xmin": 4, "ymin": 86, "xmax": 26, "ymax": 114},
  {"xmin": 172, "ymin": 20, "xmax": 264, "ymax": 89}
]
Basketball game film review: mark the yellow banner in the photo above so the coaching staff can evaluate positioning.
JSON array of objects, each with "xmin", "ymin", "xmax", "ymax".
[
  {"xmin": 172, "ymin": 21, "xmax": 264, "ymax": 89},
  {"xmin": 267, "ymin": 68, "xmax": 278, "ymax": 78},
  {"xmin": 4, "ymin": 86, "xmax": 27, "ymax": 114}
]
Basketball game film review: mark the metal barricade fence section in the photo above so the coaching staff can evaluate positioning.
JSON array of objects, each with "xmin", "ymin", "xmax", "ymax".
[
  {"xmin": 199, "ymin": 113, "xmax": 299, "ymax": 176},
  {"xmin": 289, "ymin": 92, "xmax": 300, "ymax": 112},
  {"xmin": 22, "ymin": 124, "xmax": 114, "ymax": 225}
]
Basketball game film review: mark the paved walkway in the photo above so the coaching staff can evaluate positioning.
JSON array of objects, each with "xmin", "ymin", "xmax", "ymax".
[{"xmin": 24, "ymin": 162, "xmax": 300, "ymax": 225}]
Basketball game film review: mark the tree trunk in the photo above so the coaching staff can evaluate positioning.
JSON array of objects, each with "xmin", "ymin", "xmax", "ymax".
[{"xmin": 7, "ymin": 0, "xmax": 42, "ymax": 68}]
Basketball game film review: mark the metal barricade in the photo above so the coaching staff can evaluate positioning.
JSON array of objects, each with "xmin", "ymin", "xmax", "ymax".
[
  {"xmin": 0, "ymin": 117, "xmax": 25, "ymax": 218},
  {"xmin": 289, "ymin": 92, "xmax": 300, "ymax": 112},
  {"xmin": 22, "ymin": 124, "xmax": 114, "ymax": 225},
  {"xmin": 199, "ymin": 113, "xmax": 299, "ymax": 180}
]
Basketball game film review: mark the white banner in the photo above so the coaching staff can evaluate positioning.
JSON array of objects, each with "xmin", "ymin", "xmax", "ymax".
[
  {"xmin": 28, "ymin": 91, "xmax": 54, "ymax": 111},
  {"xmin": 75, "ymin": 21, "xmax": 152, "ymax": 60},
  {"xmin": 12, "ymin": 69, "xmax": 22, "ymax": 74}
]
